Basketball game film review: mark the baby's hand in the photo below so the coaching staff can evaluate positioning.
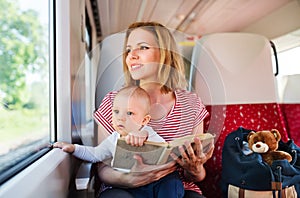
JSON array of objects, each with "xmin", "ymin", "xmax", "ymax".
[
  {"xmin": 125, "ymin": 130, "xmax": 148, "ymax": 146},
  {"xmin": 53, "ymin": 142, "xmax": 75, "ymax": 153}
]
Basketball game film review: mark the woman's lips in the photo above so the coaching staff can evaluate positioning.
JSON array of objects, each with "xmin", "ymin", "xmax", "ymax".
[{"xmin": 130, "ymin": 64, "xmax": 142, "ymax": 71}]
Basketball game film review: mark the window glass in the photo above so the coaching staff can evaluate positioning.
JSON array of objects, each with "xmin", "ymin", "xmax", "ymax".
[
  {"xmin": 277, "ymin": 46, "xmax": 300, "ymax": 75},
  {"xmin": 0, "ymin": 0, "xmax": 51, "ymax": 183}
]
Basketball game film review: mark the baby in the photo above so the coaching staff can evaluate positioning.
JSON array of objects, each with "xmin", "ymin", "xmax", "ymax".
[
  {"xmin": 53, "ymin": 85, "xmax": 184, "ymax": 198},
  {"xmin": 53, "ymin": 86, "xmax": 164, "ymax": 162}
]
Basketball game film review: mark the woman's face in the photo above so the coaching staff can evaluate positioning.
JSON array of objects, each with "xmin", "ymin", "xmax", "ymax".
[{"xmin": 125, "ymin": 28, "xmax": 161, "ymax": 83}]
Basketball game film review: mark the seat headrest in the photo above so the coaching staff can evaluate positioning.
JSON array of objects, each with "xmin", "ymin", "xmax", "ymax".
[{"xmin": 190, "ymin": 32, "xmax": 277, "ymax": 105}]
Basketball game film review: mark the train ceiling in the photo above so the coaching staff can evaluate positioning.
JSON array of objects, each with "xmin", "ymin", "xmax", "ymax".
[{"xmin": 89, "ymin": 0, "xmax": 292, "ymax": 41}]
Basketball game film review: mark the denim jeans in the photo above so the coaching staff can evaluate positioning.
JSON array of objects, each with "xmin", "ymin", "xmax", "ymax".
[{"xmin": 99, "ymin": 171, "xmax": 185, "ymax": 198}]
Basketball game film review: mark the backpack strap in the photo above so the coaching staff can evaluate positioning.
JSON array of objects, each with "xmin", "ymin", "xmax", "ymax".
[{"xmin": 238, "ymin": 188, "xmax": 245, "ymax": 198}]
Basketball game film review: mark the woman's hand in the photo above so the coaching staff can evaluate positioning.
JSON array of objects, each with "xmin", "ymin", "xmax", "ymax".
[
  {"xmin": 128, "ymin": 155, "xmax": 178, "ymax": 187},
  {"xmin": 170, "ymin": 137, "xmax": 214, "ymax": 182},
  {"xmin": 97, "ymin": 155, "xmax": 177, "ymax": 188}
]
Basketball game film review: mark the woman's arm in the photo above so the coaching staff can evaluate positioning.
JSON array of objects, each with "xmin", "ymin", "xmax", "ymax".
[{"xmin": 97, "ymin": 155, "xmax": 177, "ymax": 188}]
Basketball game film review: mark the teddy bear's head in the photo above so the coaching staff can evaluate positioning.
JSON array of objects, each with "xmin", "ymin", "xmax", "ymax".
[
  {"xmin": 247, "ymin": 129, "xmax": 281, "ymax": 154},
  {"xmin": 247, "ymin": 129, "xmax": 292, "ymax": 165}
]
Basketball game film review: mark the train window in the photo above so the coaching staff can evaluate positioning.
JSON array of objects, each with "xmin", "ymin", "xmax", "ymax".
[
  {"xmin": 273, "ymin": 28, "xmax": 300, "ymax": 76},
  {"xmin": 0, "ymin": 0, "xmax": 53, "ymax": 184},
  {"xmin": 277, "ymin": 46, "xmax": 300, "ymax": 75}
]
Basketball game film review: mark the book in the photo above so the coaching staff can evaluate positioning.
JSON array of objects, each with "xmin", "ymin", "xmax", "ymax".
[{"xmin": 112, "ymin": 133, "xmax": 215, "ymax": 172}]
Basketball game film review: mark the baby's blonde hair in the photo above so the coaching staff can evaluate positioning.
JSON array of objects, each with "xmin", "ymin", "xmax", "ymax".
[{"xmin": 115, "ymin": 86, "xmax": 151, "ymax": 113}]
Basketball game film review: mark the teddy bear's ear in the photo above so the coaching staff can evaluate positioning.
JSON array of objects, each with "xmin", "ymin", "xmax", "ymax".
[
  {"xmin": 247, "ymin": 131, "xmax": 256, "ymax": 141},
  {"xmin": 271, "ymin": 129, "xmax": 281, "ymax": 141}
]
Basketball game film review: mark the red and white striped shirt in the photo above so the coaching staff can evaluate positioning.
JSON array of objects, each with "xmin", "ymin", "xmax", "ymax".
[{"xmin": 94, "ymin": 89, "xmax": 209, "ymax": 194}]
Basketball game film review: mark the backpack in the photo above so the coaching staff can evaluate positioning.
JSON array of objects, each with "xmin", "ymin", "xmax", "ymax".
[{"xmin": 221, "ymin": 127, "xmax": 300, "ymax": 198}]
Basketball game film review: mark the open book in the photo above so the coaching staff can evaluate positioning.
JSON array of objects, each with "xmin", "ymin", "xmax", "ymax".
[{"xmin": 112, "ymin": 133, "xmax": 215, "ymax": 172}]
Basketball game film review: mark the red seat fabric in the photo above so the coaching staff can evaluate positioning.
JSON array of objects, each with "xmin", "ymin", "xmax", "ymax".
[
  {"xmin": 278, "ymin": 74, "xmax": 300, "ymax": 147},
  {"xmin": 198, "ymin": 103, "xmax": 288, "ymax": 198},
  {"xmin": 280, "ymin": 104, "xmax": 300, "ymax": 146}
]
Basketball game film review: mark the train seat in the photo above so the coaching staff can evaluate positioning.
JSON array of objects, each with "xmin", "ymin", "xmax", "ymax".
[
  {"xmin": 189, "ymin": 32, "xmax": 288, "ymax": 198},
  {"xmin": 74, "ymin": 32, "xmax": 125, "ymax": 197},
  {"xmin": 280, "ymin": 74, "xmax": 300, "ymax": 146}
]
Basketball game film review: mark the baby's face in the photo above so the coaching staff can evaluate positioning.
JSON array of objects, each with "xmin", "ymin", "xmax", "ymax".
[{"xmin": 112, "ymin": 95, "xmax": 148, "ymax": 136}]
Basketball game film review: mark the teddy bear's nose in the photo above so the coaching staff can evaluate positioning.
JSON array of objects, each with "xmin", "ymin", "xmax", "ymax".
[{"xmin": 255, "ymin": 144, "xmax": 261, "ymax": 148}]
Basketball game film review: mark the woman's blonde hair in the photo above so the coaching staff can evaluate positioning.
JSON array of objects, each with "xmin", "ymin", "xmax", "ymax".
[{"xmin": 122, "ymin": 22, "xmax": 187, "ymax": 93}]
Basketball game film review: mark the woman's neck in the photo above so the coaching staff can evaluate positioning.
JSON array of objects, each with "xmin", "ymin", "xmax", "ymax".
[
  {"xmin": 140, "ymin": 83, "xmax": 175, "ymax": 120},
  {"xmin": 140, "ymin": 83, "xmax": 168, "ymax": 103}
]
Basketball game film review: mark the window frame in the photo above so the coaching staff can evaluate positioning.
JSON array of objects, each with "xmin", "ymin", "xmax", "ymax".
[{"xmin": 0, "ymin": 0, "xmax": 55, "ymax": 185}]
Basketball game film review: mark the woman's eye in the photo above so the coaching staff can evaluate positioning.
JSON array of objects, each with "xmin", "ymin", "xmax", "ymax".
[
  {"xmin": 140, "ymin": 46, "xmax": 149, "ymax": 50},
  {"xmin": 126, "ymin": 48, "xmax": 131, "ymax": 53},
  {"xmin": 113, "ymin": 110, "xmax": 119, "ymax": 114}
]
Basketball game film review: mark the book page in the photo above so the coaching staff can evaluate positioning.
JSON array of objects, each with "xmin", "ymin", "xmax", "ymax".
[
  {"xmin": 113, "ymin": 139, "xmax": 167, "ymax": 171},
  {"xmin": 168, "ymin": 133, "xmax": 215, "ymax": 148},
  {"xmin": 168, "ymin": 133, "xmax": 215, "ymax": 159}
]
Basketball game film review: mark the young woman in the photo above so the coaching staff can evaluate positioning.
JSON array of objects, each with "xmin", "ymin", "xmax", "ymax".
[{"xmin": 94, "ymin": 21, "xmax": 214, "ymax": 198}]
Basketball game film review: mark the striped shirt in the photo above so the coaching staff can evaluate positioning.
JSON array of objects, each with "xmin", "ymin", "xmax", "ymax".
[{"xmin": 94, "ymin": 89, "xmax": 209, "ymax": 194}]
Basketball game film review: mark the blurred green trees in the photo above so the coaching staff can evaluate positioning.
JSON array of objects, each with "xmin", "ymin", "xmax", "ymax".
[{"xmin": 0, "ymin": 0, "xmax": 47, "ymax": 110}]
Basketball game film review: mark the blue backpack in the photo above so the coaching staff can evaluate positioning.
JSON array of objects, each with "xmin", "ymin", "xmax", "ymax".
[{"xmin": 221, "ymin": 127, "xmax": 300, "ymax": 198}]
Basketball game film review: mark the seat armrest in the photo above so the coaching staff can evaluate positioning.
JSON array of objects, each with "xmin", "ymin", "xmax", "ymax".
[{"xmin": 75, "ymin": 162, "xmax": 92, "ymax": 190}]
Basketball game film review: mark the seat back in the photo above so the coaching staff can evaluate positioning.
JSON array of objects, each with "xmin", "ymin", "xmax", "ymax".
[
  {"xmin": 90, "ymin": 32, "xmax": 126, "ymax": 197},
  {"xmin": 95, "ymin": 33, "xmax": 125, "ymax": 107},
  {"xmin": 189, "ymin": 33, "xmax": 288, "ymax": 197},
  {"xmin": 281, "ymin": 74, "xmax": 300, "ymax": 146},
  {"xmin": 94, "ymin": 33, "xmax": 125, "ymax": 143}
]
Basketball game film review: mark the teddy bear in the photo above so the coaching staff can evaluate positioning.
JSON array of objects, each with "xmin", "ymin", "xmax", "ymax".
[{"xmin": 247, "ymin": 129, "xmax": 292, "ymax": 165}]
